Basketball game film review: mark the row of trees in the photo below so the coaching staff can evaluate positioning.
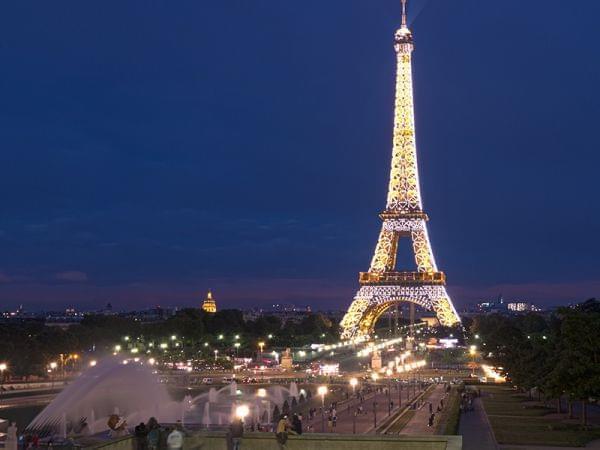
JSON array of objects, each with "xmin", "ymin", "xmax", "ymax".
[
  {"xmin": 470, "ymin": 299, "xmax": 600, "ymax": 426},
  {"xmin": 0, "ymin": 309, "xmax": 339, "ymax": 379}
]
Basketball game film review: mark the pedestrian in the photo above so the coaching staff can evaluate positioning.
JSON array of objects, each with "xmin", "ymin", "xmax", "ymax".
[
  {"xmin": 166, "ymin": 422, "xmax": 184, "ymax": 450},
  {"xmin": 146, "ymin": 418, "xmax": 160, "ymax": 450},
  {"xmin": 390, "ymin": 401, "xmax": 394, "ymax": 410},
  {"xmin": 134, "ymin": 422, "xmax": 148, "ymax": 450},
  {"xmin": 275, "ymin": 415, "xmax": 294, "ymax": 450},
  {"xmin": 291, "ymin": 413, "xmax": 302, "ymax": 435},
  {"xmin": 332, "ymin": 415, "xmax": 337, "ymax": 429},
  {"xmin": 327, "ymin": 416, "xmax": 333, "ymax": 432},
  {"xmin": 229, "ymin": 418, "xmax": 244, "ymax": 450},
  {"xmin": 428, "ymin": 402, "xmax": 433, "ymax": 414},
  {"xmin": 428, "ymin": 413, "xmax": 434, "ymax": 427}
]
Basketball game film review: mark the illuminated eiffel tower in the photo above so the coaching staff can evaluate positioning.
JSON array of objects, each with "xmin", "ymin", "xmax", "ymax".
[{"xmin": 340, "ymin": 0, "xmax": 460, "ymax": 339}]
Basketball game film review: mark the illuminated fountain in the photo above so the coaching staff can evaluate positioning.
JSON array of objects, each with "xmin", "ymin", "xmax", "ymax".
[
  {"xmin": 26, "ymin": 359, "xmax": 181, "ymax": 437},
  {"xmin": 26, "ymin": 359, "xmax": 302, "ymax": 437}
]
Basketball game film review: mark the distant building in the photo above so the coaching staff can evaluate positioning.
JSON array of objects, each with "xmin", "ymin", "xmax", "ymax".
[
  {"xmin": 507, "ymin": 302, "xmax": 540, "ymax": 312},
  {"xmin": 202, "ymin": 290, "xmax": 217, "ymax": 313}
]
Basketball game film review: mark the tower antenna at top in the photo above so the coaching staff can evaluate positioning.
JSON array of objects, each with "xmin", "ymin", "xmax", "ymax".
[{"xmin": 401, "ymin": 0, "xmax": 408, "ymax": 28}]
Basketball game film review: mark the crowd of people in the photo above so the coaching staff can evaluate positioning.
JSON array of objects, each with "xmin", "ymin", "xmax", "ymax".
[{"xmin": 133, "ymin": 418, "xmax": 185, "ymax": 450}]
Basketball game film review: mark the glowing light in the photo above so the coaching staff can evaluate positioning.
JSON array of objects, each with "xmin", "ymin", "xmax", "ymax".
[
  {"xmin": 482, "ymin": 365, "xmax": 506, "ymax": 383},
  {"xmin": 131, "ymin": 348, "xmax": 139, "ymax": 354},
  {"xmin": 236, "ymin": 405, "xmax": 250, "ymax": 419},
  {"xmin": 160, "ymin": 343, "xmax": 168, "ymax": 349},
  {"xmin": 115, "ymin": 345, "xmax": 122, "ymax": 352},
  {"xmin": 350, "ymin": 378, "xmax": 358, "ymax": 387},
  {"xmin": 148, "ymin": 358, "xmax": 156, "ymax": 365},
  {"xmin": 318, "ymin": 386, "xmax": 328, "ymax": 397},
  {"xmin": 257, "ymin": 388, "xmax": 267, "ymax": 398},
  {"xmin": 339, "ymin": 0, "xmax": 460, "ymax": 340},
  {"xmin": 0, "ymin": 363, "xmax": 7, "ymax": 372},
  {"xmin": 89, "ymin": 360, "xmax": 97, "ymax": 367},
  {"xmin": 49, "ymin": 362, "xmax": 58, "ymax": 369}
]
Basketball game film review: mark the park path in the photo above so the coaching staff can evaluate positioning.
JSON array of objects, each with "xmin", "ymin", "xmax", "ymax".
[
  {"xmin": 459, "ymin": 396, "xmax": 498, "ymax": 450},
  {"xmin": 400, "ymin": 384, "xmax": 446, "ymax": 435},
  {"xmin": 304, "ymin": 384, "xmax": 424, "ymax": 435}
]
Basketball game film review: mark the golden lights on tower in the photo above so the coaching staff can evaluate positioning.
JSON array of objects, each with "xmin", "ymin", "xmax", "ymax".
[{"xmin": 202, "ymin": 290, "xmax": 217, "ymax": 313}]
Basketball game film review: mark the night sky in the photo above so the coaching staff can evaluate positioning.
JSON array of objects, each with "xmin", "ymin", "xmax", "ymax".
[{"xmin": 1, "ymin": 1, "xmax": 599, "ymax": 312}]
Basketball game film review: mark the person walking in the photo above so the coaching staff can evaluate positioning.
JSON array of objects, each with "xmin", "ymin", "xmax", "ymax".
[
  {"xmin": 428, "ymin": 413, "xmax": 435, "ymax": 427},
  {"xmin": 275, "ymin": 415, "xmax": 294, "ymax": 450},
  {"xmin": 291, "ymin": 414, "xmax": 302, "ymax": 435},
  {"xmin": 229, "ymin": 418, "xmax": 244, "ymax": 450}
]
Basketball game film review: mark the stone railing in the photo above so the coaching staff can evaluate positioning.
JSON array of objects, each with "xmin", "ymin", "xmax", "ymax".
[{"xmin": 91, "ymin": 432, "xmax": 462, "ymax": 450}]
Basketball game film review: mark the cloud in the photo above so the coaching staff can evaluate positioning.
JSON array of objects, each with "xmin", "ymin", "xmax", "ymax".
[{"xmin": 55, "ymin": 271, "xmax": 89, "ymax": 282}]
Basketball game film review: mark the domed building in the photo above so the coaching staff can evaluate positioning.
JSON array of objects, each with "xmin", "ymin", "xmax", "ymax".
[{"xmin": 201, "ymin": 290, "xmax": 217, "ymax": 313}]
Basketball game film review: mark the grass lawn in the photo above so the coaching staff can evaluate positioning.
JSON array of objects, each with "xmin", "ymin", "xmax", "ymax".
[
  {"xmin": 436, "ymin": 387, "xmax": 460, "ymax": 435},
  {"xmin": 480, "ymin": 385, "xmax": 600, "ymax": 447},
  {"xmin": 488, "ymin": 415, "xmax": 600, "ymax": 447},
  {"xmin": 482, "ymin": 385, "xmax": 553, "ymax": 417}
]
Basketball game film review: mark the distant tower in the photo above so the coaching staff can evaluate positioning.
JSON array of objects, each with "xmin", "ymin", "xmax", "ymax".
[
  {"xmin": 202, "ymin": 290, "xmax": 217, "ymax": 313},
  {"xmin": 340, "ymin": 0, "xmax": 461, "ymax": 339}
]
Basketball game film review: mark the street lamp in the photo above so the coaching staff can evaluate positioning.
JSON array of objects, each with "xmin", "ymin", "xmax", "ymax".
[
  {"xmin": 258, "ymin": 342, "xmax": 265, "ymax": 361},
  {"xmin": 49, "ymin": 362, "xmax": 58, "ymax": 388},
  {"xmin": 349, "ymin": 377, "xmax": 358, "ymax": 395},
  {"xmin": 469, "ymin": 345, "xmax": 477, "ymax": 376},
  {"xmin": 235, "ymin": 404, "xmax": 249, "ymax": 422},
  {"xmin": 318, "ymin": 386, "xmax": 328, "ymax": 432},
  {"xmin": 0, "ymin": 363, "xmax": 7, "ymax": 404}
]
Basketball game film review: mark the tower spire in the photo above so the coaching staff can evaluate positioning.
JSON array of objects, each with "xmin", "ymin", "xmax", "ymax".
[{"xmin": 401, "ymin": 0, "xmax": 408, "ymax": 28}]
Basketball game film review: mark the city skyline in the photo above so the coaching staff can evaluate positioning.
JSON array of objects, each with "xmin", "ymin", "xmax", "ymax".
[{"xmin": 1, "ymin": 0, "xmax": 599, "ymax": 311}]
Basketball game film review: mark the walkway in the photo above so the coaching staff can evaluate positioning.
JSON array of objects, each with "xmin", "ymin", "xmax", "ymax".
[
  {"xmin": 458, "ymin": 396, "xmax": 498, "ymax": 450},
  {"xmin": 304, "ymin": 384, "xmax": 424, "ymax": 435},
  {"xmin": 401, "ymin": 384, "xmax": 446, "ymax": 435}
]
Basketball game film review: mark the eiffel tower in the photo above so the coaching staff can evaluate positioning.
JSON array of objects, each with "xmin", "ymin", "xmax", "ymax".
[{"xmin": 340, "ymin": 0, "xmax": 461, "ymax": 339}]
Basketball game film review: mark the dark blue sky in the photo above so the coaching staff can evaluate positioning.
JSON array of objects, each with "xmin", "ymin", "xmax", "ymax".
[{"xmin": 1, "ymin": 1, "xmax": 599, "ymax": 312}]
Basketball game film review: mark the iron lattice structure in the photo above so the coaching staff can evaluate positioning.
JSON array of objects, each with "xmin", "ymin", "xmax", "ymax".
[{"xmin": 340, "ymin": 1, "xmax": 461, "ymax": 339}]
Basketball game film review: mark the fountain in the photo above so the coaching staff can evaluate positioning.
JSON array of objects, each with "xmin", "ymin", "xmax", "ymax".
[
  {"xmin": 26, "ymin": 359, "xmax": 303, "ymax": 438},
  {"xmin": 26, "ymin": 359, "xmax": 180, "ymax": 437}
]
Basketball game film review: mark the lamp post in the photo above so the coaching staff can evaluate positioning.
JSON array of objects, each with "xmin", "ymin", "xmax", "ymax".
[
  {"xmin": 350, "ymin": 377, "xmax": 358, "ymax": 397},
  {"xmin": 49, "ymin": 362, "xmax": 58, "ymax": 388},
  {"xmin": 318, "ymin": 386, "xmax": 328, "ymax": 432},
  {"xmin": 0, "ymin": 363, "xmax": 6, "ymax": 405},
  {"xmin": 469, "ymin": 345, "xmax": 477, "ymax": 376},
  {"xmin": 373, "ymin": 400, "xmax": 377, "ymax": 428},
  {"xmin": 214, "ymin": 350, "xmax": 219, "ymax": 362},
  {"xmin": 398, "ymin": 379, "xmax": 402, "ymax": 408},
  {"xmin": 386, "ymin": 369, "xmax": 392, "ymax": 415},
  {"xmin": 258, "ymin": 342, "xmax": 265, "ymax": 362},
  {"xmin": 235, "ymin": 404, "xmax": 249, "ymax": 423}
]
